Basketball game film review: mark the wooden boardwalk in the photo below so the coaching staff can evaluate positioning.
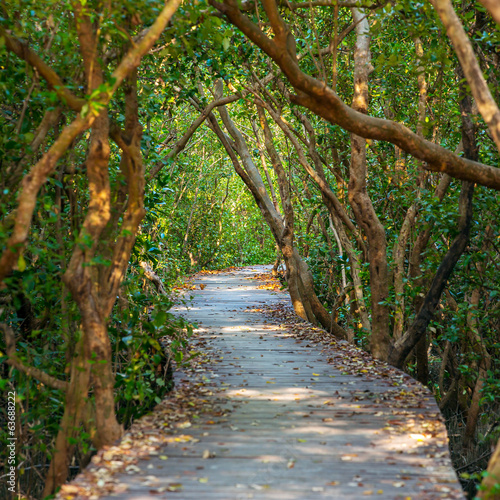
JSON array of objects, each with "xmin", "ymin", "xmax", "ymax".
[{"xmin": 62, "ymin": 266, "xmax": 464, "ymax": 500}]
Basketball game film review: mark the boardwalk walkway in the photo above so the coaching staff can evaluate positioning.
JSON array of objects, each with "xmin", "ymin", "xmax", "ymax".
[{"xmin": 64, "ymin": 266, "xmax": 464, "ymax": 500}]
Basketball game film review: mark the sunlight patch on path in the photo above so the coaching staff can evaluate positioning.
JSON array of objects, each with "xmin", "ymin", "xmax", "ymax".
[{"xmin": 61, "ymin": 265, "xmax": 464, "ymax": 500}]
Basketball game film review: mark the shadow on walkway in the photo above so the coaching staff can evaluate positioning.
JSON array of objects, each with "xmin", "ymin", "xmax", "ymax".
[{"xmin": 61, "ymin": 265, "xmax": 464, "ymax": 500}]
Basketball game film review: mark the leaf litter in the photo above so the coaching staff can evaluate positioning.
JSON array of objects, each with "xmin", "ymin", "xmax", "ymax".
[{"xmin": 58, "ymin": 269, "xmax": 464, "ymax": 500}]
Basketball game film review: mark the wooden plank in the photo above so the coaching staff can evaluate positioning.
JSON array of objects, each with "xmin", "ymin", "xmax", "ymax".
[{"xmin": 67, "ymin": 266, "xmax": 464, "ymax": 500}]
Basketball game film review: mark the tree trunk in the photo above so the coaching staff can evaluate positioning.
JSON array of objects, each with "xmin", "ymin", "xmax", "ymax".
[
  {"xmin": 463, "ymin": 228, "xmax": 493, "ymax": 449},
  {"xmin": 329, "ymin": 212, "xmax": 370, "ymax": 334},
  {"xmin": 62, "ymin": 14, "xmax": 124, "ymax": 445},
  {"xmin": 42, "ymin": 337, "xmax": 90, "ymax": 498},
  {"xmin": 388, "ymin": 72, "xmax": 477, "ymax": 368},
  {"xmin": 349, "ymin": 8, "xmax": 390, "ymax": 360},
  {"xmin": 210, "ymin": 99, "xmax": 345, "ymax": 337},
  {"xmin": 478, "ymin": 437, "xmax": 500, "ymax": 499}
]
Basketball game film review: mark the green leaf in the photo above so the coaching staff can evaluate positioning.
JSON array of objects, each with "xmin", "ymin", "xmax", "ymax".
[
  {"xmin": 18, "ymin": 255, "xmax": 26, "ymax": 272},
  {"xmin": 153, "ymin": 309, "xmax": 167, "ymax": 327}
]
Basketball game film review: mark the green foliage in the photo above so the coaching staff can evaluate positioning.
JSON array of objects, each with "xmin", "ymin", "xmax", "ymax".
[
  {"xmin": 1, "ymin": 0, "xmax": 500, "ymax": 498},
  {"xmin": 111, "ymin": 287, "xmax": 194, "ymax": 426}
]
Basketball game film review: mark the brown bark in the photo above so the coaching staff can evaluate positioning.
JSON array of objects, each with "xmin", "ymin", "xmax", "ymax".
[
  {"xmin": 253, "ymin": 77, "xmax": 366, "ymax": 256},
  {"xmin": 210, "ymin": 98, "xmax": 345, "ymax": 337},
  {"xmin": 436, "ymin": 318, "xmax": 465, "ymax": 413},
  {"xmin": 140, "ymin": 262, "xmax": 168, "ymax": 295},
  {"xmin": 219, "ymin": 101, "xmax": 311, "ymax": 321},
  {"xmin": 93, "ymin": 72, "xmax": 147, "ymax": 447},
  {"xmin": 251, "ymin": 117, "xmax": 279, "ymax": 211},
  {"xmin": 408, "ymin": 172, "xmax": 453, "ymax": 294},
  {"xmin": 251, "ymin": 88, "xmax": 370, "ymax": 334},
  {"xmin": 392, "ymin": 204, "xmax": 416, "ymax": 341},
  {"xmin": 478, "ymin": 437, "xmax": 500, "ymax": 499},
  {"xmin": 61, "ymin": 7, "xmax": 122, "ymax": 452},
  {"xmin": 212, "ymin": 0, "xmax": 500, "ymax": 190},
  {"xmin": 388, "ymin": 179, "xmax": 473, "ymax": 368},
  {"xmin": 1, "ymin": 29, "xmax": 86, "ymax": 111},
  {"xmin": 290, "ymin": 107, "xmax": 367, "ymax": 257},
  {"xmin": 479, "ymin": 0, "xmax": 500, "ymax": 26},
  {"xmin": 256, "ymin": 105, "xmax": 316, "ymax": 324},
  {"xmin": 0, "ymin": 0, "xmax": 182, "ymax": 287},
  {"xmin": 294, "ymin": 250, "xmax": 347, "ymax": 337},
  {"xmin": 414, "ymin": 37, "xmax": 428, "ymax": 142},
  {"xmin": 84, "ymin": 38, "xmax": 146, "ymax": 315},
  {"xmin": 264, "ymin": 98, "xmax": 369, "ymax": 333},
  {"xmin": 463, "ymin": 364, "xmax": 488, "ymax": 449},
  {"xmin": 255, "ymin": 104, "xmax": 348, "ymax": 336},
  {"xmin": 463, "ymin": 227, "xmax": 494, "ymax": 449},
  {"xmin": 42, "ymin": 336, "xmax": 90, "ymax": 498},
  {"xmin": 0, "ymin": 113, "xmax": 95, "ymax": 284},
  {"xmin": 388, "ymin": 75, "xmax": 477, "ymax": 368},
  {"xmin": 277, "ymin": 0, "xmax": 386, "ymax": 10},
  {"xmin": 199, "ymin": 103, "xmax": 284, "ymax": 254},
  {"xmin": 217, "ymin": 105, "xmax": 284, "ymax": 232},
  {"xmin": 330, "ymin": 213, "xmax": 371, "ymax": 333},
  {"xmin": 316, "ymin": 214, "xmax": 337, "ymax": 265},
  {"xmin": 349, "ymin": 8, "xmax": 390, "ymax": 360},
  {"xmin": 431, "ymin": 0, "xmax": 500, "ymax": 151},
  {"xmin": 412, "ymin": 35, "xmax": 431, "ymax": 382}
]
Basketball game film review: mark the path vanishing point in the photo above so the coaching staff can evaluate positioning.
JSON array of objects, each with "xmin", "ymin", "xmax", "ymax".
[{"xmin": 63, "ymin": 266, "xmax": 465, "ymax": 500}]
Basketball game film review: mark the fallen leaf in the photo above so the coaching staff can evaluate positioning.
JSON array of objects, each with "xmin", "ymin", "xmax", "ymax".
[
  {"xmin": 250, "ymin": 484, "xmax": 270, "ymax": 490},
  {"xmin": 167, "ymin": 483, "xmax": 183, "ymax": 492},
  {"xmin": 202, "ymin": 449, "xmax": 215, "ymax": 459},
  {"xmin": 125, "ymin": 465, "xmax": 141, "ymax": 474}
]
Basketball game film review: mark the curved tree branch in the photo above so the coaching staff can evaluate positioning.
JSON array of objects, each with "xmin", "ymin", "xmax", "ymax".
[
  {"xmin": 1, "ymin": 29, "xmax": 86, "ymax": 111},
  {"xmin": 1, "ymin": 323, "xmax": 69, "ymax": 391},
  {"xmin": 148, "ymin": 94, "xmax": 241, "ymax": 180},
  {"xmin": 431, "ymin": 0, "xmax": 500, "ymax": 152},
  {"xmin": 479, "ymin": 0, "xmax": 500, "ymax": 26},
  {"xmin": 211, "ymin": 0, "xmax": 500, "ymax": 190},
  {"xmin": 0, "ymin": 0, "xmax": 182, "ymax": 286},
  {"xmin": 279, "ymin": 0, "xmax": 388, "ymax": 10}
]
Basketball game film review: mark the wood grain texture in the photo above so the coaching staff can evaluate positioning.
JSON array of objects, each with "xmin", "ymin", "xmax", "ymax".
[{"xmin": 89, "ymin": 266, "xmax": 464, "ymax": 499}]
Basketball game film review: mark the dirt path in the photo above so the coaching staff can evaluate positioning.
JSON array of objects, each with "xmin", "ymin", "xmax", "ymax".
[{"xmin": 62, "ymin": 266, "xmax": 464, "ymax": 499}]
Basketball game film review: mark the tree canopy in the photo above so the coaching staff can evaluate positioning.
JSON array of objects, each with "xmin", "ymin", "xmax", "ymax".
[{"xmin": 1, "ymin": 0, "xmax": 500, "ymax": 497}]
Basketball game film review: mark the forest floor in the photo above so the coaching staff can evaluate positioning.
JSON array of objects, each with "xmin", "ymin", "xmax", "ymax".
[{"xmin": 58, "ymin": 266, "xmax": 464, "ymax": 499}]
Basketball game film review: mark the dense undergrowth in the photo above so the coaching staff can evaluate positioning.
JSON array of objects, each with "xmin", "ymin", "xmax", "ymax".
[
  {"xmin": 0, "ymin": 167, "xmax": 275, "ymax": 498},
  {"xmin": 2, "ymin": 0, "xmax": 500, "ymax": 497}
]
